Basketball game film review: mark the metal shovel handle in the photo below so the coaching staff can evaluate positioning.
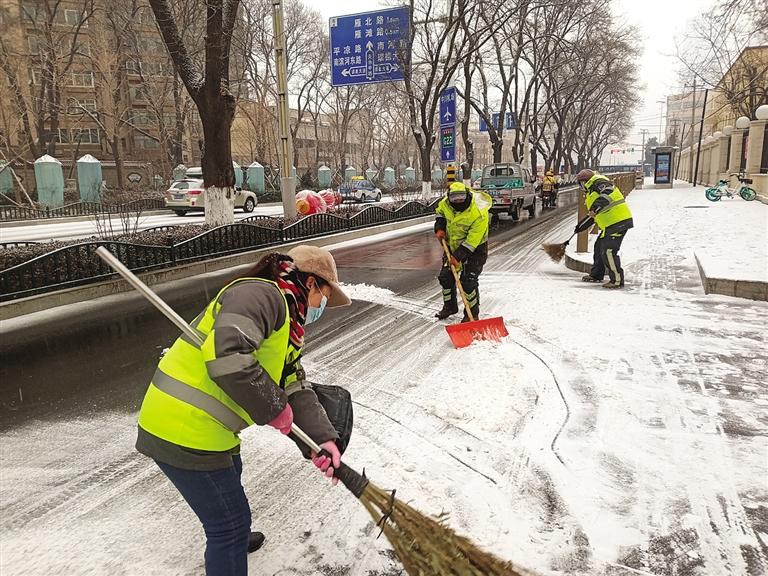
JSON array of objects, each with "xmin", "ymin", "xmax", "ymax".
[{"xmin": 94, "ymin": 246, "xmax": 323, "ymax": 454}]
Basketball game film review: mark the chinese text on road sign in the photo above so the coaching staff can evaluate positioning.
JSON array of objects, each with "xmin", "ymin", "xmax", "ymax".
[
  {"xmin": 479, "ymin": 112, "xmax": 517, "ymax": 132},
  {"xmin": 329, "ymin": 7, "xmax": 410, "ymax": 87},
  {"xmin": 440, "ymin": 86, "xmax": 457, "ymax": 162},
  {"xmin": 440, "ymin": 86, "xmax": 456, "ymax": 128}
]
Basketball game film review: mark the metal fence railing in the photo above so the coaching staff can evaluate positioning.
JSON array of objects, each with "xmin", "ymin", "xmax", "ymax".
[
  {"xmin": 0, "ymin": 198, "xmax": 440, "ymax": 302},
  {"xmin": 0, "ymin": 198, "xmax": 165, "ymax": 222}
]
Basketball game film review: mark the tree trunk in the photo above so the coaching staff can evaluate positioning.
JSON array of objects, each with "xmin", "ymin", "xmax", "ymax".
[
  {"xmin": 492, "ymin": 137, "xmax": 503, "ymax": 163},
  {"xmin": 112, "ymin": 135, "xmax": 125, "ymax": 190},
  {"xmin": 200, "ymin": 96, "xmax": 236, "ymax": 227}
]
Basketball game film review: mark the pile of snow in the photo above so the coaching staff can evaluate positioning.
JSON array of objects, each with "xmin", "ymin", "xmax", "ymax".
[{"xmin": 338, "ymin": 282, "xmax": 395, "ymax": 302}]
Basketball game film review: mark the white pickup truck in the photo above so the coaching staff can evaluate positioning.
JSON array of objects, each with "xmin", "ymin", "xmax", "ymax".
[{"xmin": 477, "ymin": 163, "xmax": 537, "ymax": 221}]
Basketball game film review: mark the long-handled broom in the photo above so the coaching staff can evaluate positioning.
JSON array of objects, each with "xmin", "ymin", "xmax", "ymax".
[
  {"xmin": 95, "ymin": 247, "xmax": 535, "ymax": 576},
  {"xmin": 541, "ymin": 215, "xmax": 594, "ymax": 263},
  {"xmin": 440, "ymin": 238, "xmax": 508, "ymax": 348}
]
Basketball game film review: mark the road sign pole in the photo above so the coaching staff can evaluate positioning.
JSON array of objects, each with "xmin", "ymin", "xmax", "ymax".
[{"xmin": 273, "ymin": 0, "xmax": 296, "ymax": 218}]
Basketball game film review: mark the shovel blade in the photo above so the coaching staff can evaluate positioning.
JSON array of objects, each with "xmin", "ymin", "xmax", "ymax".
[{"xmin": 445, "ymin": 316, "xmax": 508, "ymax": 348}]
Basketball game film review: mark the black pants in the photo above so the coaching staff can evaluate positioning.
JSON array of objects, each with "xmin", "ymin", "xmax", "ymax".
[
  {"xmin": 438, "ymin": 242, "xmax": 488, "ymax": 317},
  {"xmin": 590, "ymin": 231, "xmax": 627, "ymax": 284}
]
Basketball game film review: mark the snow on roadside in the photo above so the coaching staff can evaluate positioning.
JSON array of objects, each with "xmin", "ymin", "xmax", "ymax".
[{"xmin": 338, "ymin": 282, "xmax": 395, "ymax": 302}]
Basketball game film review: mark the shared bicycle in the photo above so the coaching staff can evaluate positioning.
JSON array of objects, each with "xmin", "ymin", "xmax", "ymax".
[{"xmin": 705, "ymin": 173, "xmax": 757, "ymax": 202}]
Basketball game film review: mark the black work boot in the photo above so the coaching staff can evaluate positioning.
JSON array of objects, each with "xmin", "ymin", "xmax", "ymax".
[
  {"xmin": 248, "ymin": 531, "xmax": 265, "ymax": 553},
  {"xmin": 581, "ymin": 275, "xmax": 602, "ymax": 283},
  {"xmin": 435, "ymin": 302, "xmax": 459, "ymax": 320},
  {"xmin": 461, "ymin": 306, "xmax": 480, "ymax": 323}
]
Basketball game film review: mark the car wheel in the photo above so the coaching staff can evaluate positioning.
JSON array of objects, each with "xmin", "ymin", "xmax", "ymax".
[
  {"xmin": 376, "ymin": 192, "xmax": 382, "ymax": 202},
  {"xmin": 174, "ymin": 210, "xmax": 188, "ymax": 217},
  {"xmin": 360, "ymin": 193, "xmax": 366, "ymax": 203},
  {"xmin": 243, "ymin": 197, "xmax": 256, "ymax": 213},
  {"xmin": 510, "ymin": 207, "xmax": 520, "ymax": 221}
]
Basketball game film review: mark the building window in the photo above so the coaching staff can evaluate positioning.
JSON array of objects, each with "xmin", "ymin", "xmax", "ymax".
[
  {"xmin": 28, "ymin": 35, "xmax": 40, "ymax": 55},
  {"xmin": 134, "ymin": 133, "xmax": 160, "ymax": 149},
  {"xmin": 21, "ymin": 2, "xmax": 43, "ymax": 22},
  {"xmin": 69, "ymin": 71, "xmax": 94, "ymax": 87},
  {"xmin": 130, "ymin": 111, "xmax": 154, "ymax": 126},
  {"xmin": 72, "ymin": 128, "xmax": 100, "ymax": 144},
  {"xmin": 126, "ymin": 60, "xmax": 141, "ymax": 75},
  {"xmin": 129, "ymin": 86, "xmax": 146, "ymax": 101},
  {"xmin": 54, "ymin": 128, "xmax": 69, "ymax": 143},
  {"xmin": 68, "ymin": 99, "xmax": 97, "ymax": 114},
  {"xmin": 740, "ymin": 131, "xmax": 748, "ymax": 172},
  {"xmin": 58, "ymin": 9, "xmax": 88, "ymax": 27},
  {"xmin": 67, "ymin": 37, "xmax": 91, "ymax": 56}
]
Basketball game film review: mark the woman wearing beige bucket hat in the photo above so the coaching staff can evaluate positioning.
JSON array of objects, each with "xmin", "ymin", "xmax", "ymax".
[{"xmin": 134, "ymin": 245, "xmax": 350, "ymax": 576}]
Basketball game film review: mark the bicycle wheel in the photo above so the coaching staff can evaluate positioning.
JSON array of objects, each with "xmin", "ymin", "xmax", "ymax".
[
  {"xmin": 705, "ymin": 187, "xmax": 722, "ymax": 202},
  {"xmin": 739, "ymin": 187, "xmax": 757, "ymax": 201}
]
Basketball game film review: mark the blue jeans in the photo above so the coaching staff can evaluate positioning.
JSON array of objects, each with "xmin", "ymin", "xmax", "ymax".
[{"xmin": 156, "ymin": 456, "xmax": 252, "ymax": 576}]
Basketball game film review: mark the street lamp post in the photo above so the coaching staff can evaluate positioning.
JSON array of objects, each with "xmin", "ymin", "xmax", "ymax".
[{"xmin": 656, "ymin": 99, "xmax": 665, "ymax": 144}]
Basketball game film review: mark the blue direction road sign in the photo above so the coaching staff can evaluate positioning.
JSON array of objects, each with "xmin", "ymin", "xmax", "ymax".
[
  {"xmin": 329, "ymin": 7, "xmax": 410, "ymax": 87},
  {"xmin": 440, "ymin": 126, "xmax": 456, "ymax": 162},
  {"xmin": 440, "ymin": 86, "xmax": 457, "ymax": 128},
  {"xmin": 479, "ymin": 112, "xmax": 517, "ymax": 132}
]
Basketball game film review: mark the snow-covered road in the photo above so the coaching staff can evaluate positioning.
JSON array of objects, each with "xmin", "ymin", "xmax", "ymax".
[{"xmin": 1, "ymin": 190, "xmax": 766, "ymax": 576}]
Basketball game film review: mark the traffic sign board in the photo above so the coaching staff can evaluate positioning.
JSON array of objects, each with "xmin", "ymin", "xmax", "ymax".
[
  {"xmin": 479, "ymin": 112, "xmax": 517, "ymax": 132},
  {"xmin": 440, "ymin": 86, "xmax": 457, "ymax": 128},
  {"xmin": 440, "ymin": 126, "xmax": 456, "ymax": 162},
  {"xmin": 329, "ymin": 7, "xmax": 410, "ymax": 87}
]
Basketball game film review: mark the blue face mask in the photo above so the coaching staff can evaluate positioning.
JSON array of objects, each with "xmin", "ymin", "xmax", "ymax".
[{"xmin": 305, "ymin": 294, "xmax": 327, "ymax": 324}]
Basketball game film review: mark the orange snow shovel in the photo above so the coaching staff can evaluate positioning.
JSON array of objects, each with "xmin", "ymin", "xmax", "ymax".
[{"xmin": 440, "ymin": 238, "xmax": 508, "ymax": 348}]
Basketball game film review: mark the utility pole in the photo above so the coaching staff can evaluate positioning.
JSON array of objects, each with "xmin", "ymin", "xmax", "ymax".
[
  {"xmin": 687, "ymin": 78, "xmax": 697, "ymax": 183},
  {"xmin": 640, "ymin": 129, "xmax": 648, "ymax": 177},
  {"xmin": 272, "ymin": 0, "xmax": 297, "ymax": 218},
  {"xmin": 692, "ymin": 88, "xmax": 709, "ymax": 188}
]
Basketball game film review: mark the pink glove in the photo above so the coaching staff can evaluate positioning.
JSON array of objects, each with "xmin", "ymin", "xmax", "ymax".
[
  {"xmin": 311, "ymin": 441, "xmax": 341, "ymax": 486},
  {"xmin": 267, "ymin": 403, "xmax": 293, "ymax": 435}
]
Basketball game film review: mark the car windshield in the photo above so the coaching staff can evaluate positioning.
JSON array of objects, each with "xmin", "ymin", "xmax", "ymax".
[
  {"xmin": 356, "ymin": 181, "xmax": 373, "ymax": 189},
  {"xmin": 483, "ymin": 165, "xmax": 520, "ymax": 178},
  {"xmin": 171, "ymin": 180, "xmax": 201, "ymax": 190}
]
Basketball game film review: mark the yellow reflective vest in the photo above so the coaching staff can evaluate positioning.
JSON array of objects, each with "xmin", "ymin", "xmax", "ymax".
[
  {"xmin": 435, "ymin": 191, "xmax": 492, "ymax": 254},
  {"xmin": 138, "ymin": 278, "xmax": 294, "ymax": 452},
  {"xmin": 584, "ymin": 174, "xmax": 633, "ymax": 234}
]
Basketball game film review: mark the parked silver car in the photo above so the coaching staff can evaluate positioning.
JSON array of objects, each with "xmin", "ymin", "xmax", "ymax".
[{"xmin": 164, "ymin": 178, "xmax": 258, "ymax": 216}]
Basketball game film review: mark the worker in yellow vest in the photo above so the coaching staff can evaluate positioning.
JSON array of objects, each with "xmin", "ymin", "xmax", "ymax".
[
  {"xmin": 135, "ymin": 245, "xmax": 351, "ymax": 575},
  {"xmin": 575, "ymin": 169, "xmax": 634, "ymax": 288}
]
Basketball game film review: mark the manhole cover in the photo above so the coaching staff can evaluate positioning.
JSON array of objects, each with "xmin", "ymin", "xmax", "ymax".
[{"xmin": 684, "ymin": 205, "xmax": 710, "ymax": 208}]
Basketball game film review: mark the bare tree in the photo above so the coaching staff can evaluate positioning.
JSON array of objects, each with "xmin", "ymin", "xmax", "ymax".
[
  {"xmin": 0, "ymin": 0, "xmax": 94, "ymax": 160},
  {"xmin": 149, "ymin": 0, "xmax": 241, "ymax": 226}
]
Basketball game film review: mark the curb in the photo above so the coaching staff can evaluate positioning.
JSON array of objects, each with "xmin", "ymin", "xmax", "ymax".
[
  {"xmin": 694, "ymin": 253, "xmax": 768, "ymax": 302},
  {"xmin": 564, "ymin": 252, "xmax": 592, "ymax": 274},
  {"xmin": 0, "ymin": 216, "xmax": 433, "ymax": 320}
]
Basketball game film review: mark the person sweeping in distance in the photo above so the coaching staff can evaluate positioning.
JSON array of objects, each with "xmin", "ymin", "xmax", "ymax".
[
  {"xmin": 434, "ymin": 182, "xmax": 493, "ymax": 321},
  {"xmin": 134, "ymin": 245, "xmax": 351, "ymax": 576},
  {"xmin": 576, "ymin": 168, "xmax": 634, "ymax": 289}
]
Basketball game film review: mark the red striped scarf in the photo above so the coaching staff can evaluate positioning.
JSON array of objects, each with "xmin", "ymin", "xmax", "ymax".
[{"xmin": 274, "ymin": 258, "xmax": 307, "ymax": 349}]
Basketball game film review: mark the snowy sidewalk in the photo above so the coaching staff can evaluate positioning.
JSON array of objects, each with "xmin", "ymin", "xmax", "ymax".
[
  {"xmin": 566, "ymin": 179, "xmax": 768, "ymax": 299},
  {"xmin": 1, "ymin": 201, "xmax": 766, "ymax": 576}
]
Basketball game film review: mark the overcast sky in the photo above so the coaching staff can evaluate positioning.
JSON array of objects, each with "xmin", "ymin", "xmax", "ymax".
[{"xmin": 306, "ymin": 0, "xmax": 709, "ymax": 167}]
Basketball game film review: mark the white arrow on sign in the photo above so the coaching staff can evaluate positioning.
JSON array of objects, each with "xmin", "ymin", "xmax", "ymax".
[{"xmin": 339, "ymin": 41, "xmax": 399, "ymax": 80}]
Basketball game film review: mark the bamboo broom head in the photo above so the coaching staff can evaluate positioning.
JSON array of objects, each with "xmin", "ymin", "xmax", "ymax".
[
  {"xmin": 541, "ymin": 242, "xmax": 567, "ymax": 263},
  {"xmin": 333, "ymin": 463, "xmax": 535, "ymax": 576}
]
